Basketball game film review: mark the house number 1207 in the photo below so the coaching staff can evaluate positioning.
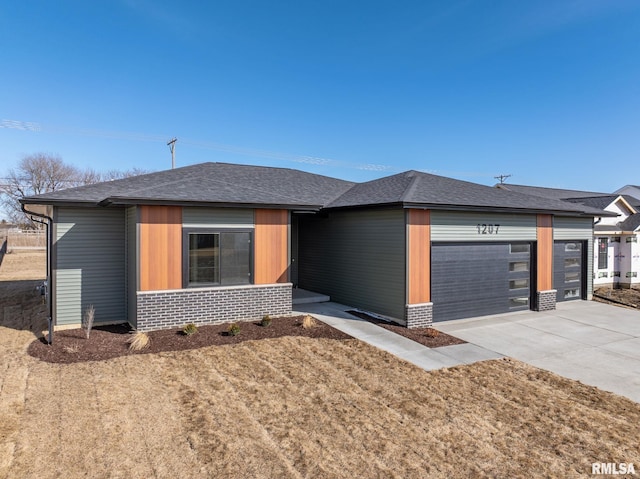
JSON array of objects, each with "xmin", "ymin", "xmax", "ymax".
[{"xmin": 476, "ymin": 224, "xmax": 500, "ymax": 234}]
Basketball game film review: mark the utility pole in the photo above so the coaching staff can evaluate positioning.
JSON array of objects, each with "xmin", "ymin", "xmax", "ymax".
[
  {"xmin": 494, "ymin": 174, "xmax": 511, "ymax": 184},
  {"xmin": 167, "ymin": 138, "xmax": 177, "ymax": 169}
]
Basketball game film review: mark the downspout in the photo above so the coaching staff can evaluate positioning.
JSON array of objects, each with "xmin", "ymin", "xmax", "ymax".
[{"xmin": 21, "ymin": 204, "xmax": 54, "ymax": 345}]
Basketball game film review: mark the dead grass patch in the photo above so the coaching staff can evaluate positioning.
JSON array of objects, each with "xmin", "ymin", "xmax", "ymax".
[
  {"xmin": 3, "ymin": 333, "xmax": 640, "ymax": 478},
  {"xmin": 0, "ymin": 250, "xmax": 46, "ymax": 281}
]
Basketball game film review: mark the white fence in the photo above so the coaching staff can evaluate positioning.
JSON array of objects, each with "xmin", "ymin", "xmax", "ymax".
[{"xmin": 6, "ymin": 231, "xmax": 46, "ymax": 249}]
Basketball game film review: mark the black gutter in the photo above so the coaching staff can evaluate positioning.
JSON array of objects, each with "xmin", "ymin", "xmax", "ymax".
[
  {"xmin": 20, "ymin": 204, "xmax": 54, "ymax": 345},
  {"xmin": 322, "ymin": 201, "xmax": 615, "ymax": 217},
  {"xmin": 22, "ymin": 197, "xmax": 324, "ymax": 212}
]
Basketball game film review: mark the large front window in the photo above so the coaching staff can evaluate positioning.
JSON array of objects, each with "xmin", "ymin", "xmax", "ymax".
[{"xmin": 186, "ymin": 231, "xmax": 251, "ymax": 287}]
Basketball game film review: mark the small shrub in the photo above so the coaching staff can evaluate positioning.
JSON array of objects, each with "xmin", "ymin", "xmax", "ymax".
[
  {"xmin": 227, "ymin": 323, "xmax": 241, "ymax": 336},
  {"xmin": 128, "ymin": 332, "xmax": 150, "ymax": 351},
  {"xmin": 260, "ymin": 314, "xmax": 272, "ymax": 327},
  {"xmin": 82, "ymin": 304, "xmax": 95, "ymax": 339},
  {"xmin": 301, "ymin": 315, "xmax": 317, "ymax": 329},
  {"xmin": 182, "ymin": 323, "xmax": 198, "ymax": 336},
  {"xmin": 425, "ymin": 328, "xmax": 440, "ymax": 339}
]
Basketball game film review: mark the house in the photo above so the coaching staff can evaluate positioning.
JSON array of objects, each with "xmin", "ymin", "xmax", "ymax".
[
  {"xmin": 21, "ymin": 162, "xmax": 609, "ymax": 332},
  {"xmin": 498, "ymin": 184, "xmax": 640, "ymax": 289},
  {"xmin": 614, "ymin": 185, "xmax": 640, "ymax": 201}
]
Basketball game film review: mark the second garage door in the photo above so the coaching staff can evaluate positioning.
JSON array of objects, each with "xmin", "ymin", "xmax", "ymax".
[
  {"xmin": 553, "ymin": 240, "xmax": 585, "ymax": 302},
  {"xmin": 431, "ymin": 242, "xmax": 532, "ymax": 322}
]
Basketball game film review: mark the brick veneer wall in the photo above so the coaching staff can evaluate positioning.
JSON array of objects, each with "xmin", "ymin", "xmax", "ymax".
[
  {"xmin": 136, "ymin": 283, "xmax": 292, "ymax": 331},
  {"xmin": 536, "ymin": 289, "xmax": 557, "ymax": 312},
  {"xmin": 405, "ymin": 302, "xmax": 433, "ymax": 329}
]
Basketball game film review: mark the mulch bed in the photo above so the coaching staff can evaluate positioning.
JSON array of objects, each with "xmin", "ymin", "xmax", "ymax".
[
  {"xmin": 593, "ymin": 287, "xmax": 640, "ymax": 310},
  {"xmin": 27, "ymin": 315, "xmax": 351, "ymax": 364},
  {"xmin": 346, "ymin": 310, "xmax": 466, "ymax": 348}
]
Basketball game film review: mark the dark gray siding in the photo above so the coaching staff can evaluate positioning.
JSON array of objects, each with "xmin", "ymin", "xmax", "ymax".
[
  {"xmin": 54, "ymin": 207, "xmax": 126, "ymax": 326},
  {"xmin": 297, "ymin": 209, "xmax": 405, "ymax": 319},
  {"xmin": 126, "ymin": 206, "xmax": 137, "ymax": 328}
]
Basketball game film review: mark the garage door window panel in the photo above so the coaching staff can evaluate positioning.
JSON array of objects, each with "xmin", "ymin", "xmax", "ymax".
[
  {"xmin": 510, "ymin": 244, "xmax": 530, "ymax": 254},
  {"xmin": 509, "ymin": 261, "xmax": 529, "ymax": 272},
  {"xmin": 564, "ymin": 258, "xmax": 580, "ymax": 268},
  {"xmin": 509, "ymin": 297, "xmax": 529, "ymax": 308},
  {"xmin": 564, "ymin": 288, "xmax": 580, "ymax": 299},
  {"xmin": 509, "ymin": 279, "xmax": 528, "ymax": 290}
]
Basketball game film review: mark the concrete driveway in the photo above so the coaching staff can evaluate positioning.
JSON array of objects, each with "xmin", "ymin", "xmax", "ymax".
[{"xmin": 436, "ymin": 300, "xmax": 640, "ymax": 403}]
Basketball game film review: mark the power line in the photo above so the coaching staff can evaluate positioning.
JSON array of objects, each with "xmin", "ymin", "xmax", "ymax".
[{"xmin": 494, "ymin": 174, "xmax": 511, "ymax": 184}]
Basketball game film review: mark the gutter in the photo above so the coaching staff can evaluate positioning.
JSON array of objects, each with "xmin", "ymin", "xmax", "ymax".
[{"xmin": 21, "ymin": 204, "xmax": 54, "ymax": 345}]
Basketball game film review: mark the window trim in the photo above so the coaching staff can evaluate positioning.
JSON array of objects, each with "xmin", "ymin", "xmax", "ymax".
[
  {"xmin": 598, "ymin": 238, "xmax": 608, "ymax": 270},
  {"xmin": 182, "ymin": 227, "xmax": 254, "ymax": 288}
]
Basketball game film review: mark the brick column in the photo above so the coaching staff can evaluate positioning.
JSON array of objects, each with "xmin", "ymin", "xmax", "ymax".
[
  {"xmin": 536, "ymin": 290, "xmax": 557, "ymax": 311},
  {"xmin": 405, "ymin": 302, "xmax": 433, "ymax": 329}
]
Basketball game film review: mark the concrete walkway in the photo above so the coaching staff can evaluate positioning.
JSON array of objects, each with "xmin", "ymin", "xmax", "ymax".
[
  {"xmin": 296, "ymin": 300, "xmax": 640, "ymax": 403},
  {"xmin": 293, "ymin": 302, "xmax": 503, "ymax": 371},
  {"xmin": 436, "ymin": 300, "xmax": 640, "ymax": 403}
]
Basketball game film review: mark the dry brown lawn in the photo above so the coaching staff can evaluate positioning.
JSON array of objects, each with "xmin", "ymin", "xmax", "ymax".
[
  {"xmin": 2, "ymin": 251, "xmax": 640, "ymax": 478},
  {"xmin": 0, "ymin": 250, "xmax": 46, "ymax": 282}
]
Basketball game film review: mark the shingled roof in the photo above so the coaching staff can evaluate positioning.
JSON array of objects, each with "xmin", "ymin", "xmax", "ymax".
[
  {"xmin": 496, "ymin": 183, "xmax": 611, "ymax": 200},
  {"xmin": 326, "ymin": 170, "xmax": 610, "ymax": 215},
  {"xmin": 618, "ymin": 214, "xmax": 640, "ymax": 232},
  {"xmin": 22, "ymin": 163, "xmax": 610, "ymax": 216},
  {"xmin": 21, "ymin": 162, "xmax": 355, "ymax": 210},
  {"xmin": 561, "ymin": 195, "xmax": 640, "ymax": 210}
]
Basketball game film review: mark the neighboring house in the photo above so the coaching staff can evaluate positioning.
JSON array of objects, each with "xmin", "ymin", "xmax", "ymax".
[
  {"xmin": 614, "ymin": 185, "xmax": 640, "ymax": 201},
  {"xmin": 498, "ymin": 184, "xmax": 640, "ymax": 289},
  {"xmin": 21, "ymin": 163, "xmax": 609, "ymax": 332}
]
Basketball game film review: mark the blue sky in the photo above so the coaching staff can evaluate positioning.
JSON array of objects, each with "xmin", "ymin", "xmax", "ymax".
[{"xmin": 1, "ymin": 0, "xmax": 639, "ymax": 200}]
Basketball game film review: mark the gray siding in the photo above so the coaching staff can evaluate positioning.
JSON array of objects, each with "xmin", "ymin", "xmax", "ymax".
[
  {"xmin": 431, "ymin": 211, "xmax": 537, "ymax": 242},
  {"xmin": 54, "ymin": 207, "xmax": 126, "ymax": 326},
  {"xmin": 553, "ymin": 216, "xmax": 594, "ymax": 298},
  {"xmin": 183, "ymin": 207, "xmax": 254, "ymax": 228},
  {"xmin": 553, "ymin": 217, "xmax": 593, "ymax": 240},
  {"xmin": 298, "ymin": 209, "xmax": 406, "ymax": 319},
  {"xmin": 126, "ymin": 206, "xmax": 137, "ymax": 328}
]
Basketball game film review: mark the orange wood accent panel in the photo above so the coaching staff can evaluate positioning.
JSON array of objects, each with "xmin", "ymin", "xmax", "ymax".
[
  {"xmin": 254, "ymin": 209, "xmax": 289, "ymax": 284},
  {"xmin": 537, "ymin": 214, "xmax": 553, "ymax": 291},
  {"xmin": 139, "ymin": 205, "xmax": 182, "ymax": 291},
  {"xmin": 407, "ymin": 209, "xmax": 431, "ymax": 304}
]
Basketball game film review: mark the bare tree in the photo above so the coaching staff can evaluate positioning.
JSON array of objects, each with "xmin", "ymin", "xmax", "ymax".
[
  {"xmin": 101, "ymin": 167, "xmax": 149, "ymax": 181},
  {"xmin": 1, "ymin": 153, "xmax": 148, "ymax": 227},
  {"xmin": 1, "ymin": 154, "xmax": 79, "ymax": 226}
]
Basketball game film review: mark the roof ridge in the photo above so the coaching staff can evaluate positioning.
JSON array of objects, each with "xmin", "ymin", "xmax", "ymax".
[{"xmin": 400, "ymin": 171, "xmax": 422, "ymax": 202}]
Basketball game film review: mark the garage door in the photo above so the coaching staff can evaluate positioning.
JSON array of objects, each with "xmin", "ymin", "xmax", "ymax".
[
  {"xmin": 553, "ymin": 241, "xmax": 584, "ymax": 302},
  {"xmin": 431, "ymin": 243, "xmax": 532, "ymax": 322}
]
